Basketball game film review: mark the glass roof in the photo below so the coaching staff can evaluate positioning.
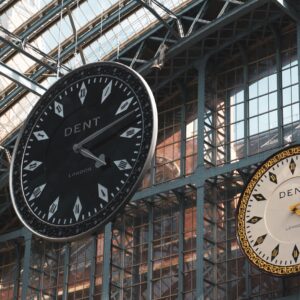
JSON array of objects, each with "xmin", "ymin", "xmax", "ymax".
[
  {"xmin": 1, "ymin": 0, "xmax": 52, "ymax": 32},
  {"xmin": 0, "ymin": 0, "xmax": 191, "ymax": 143}
]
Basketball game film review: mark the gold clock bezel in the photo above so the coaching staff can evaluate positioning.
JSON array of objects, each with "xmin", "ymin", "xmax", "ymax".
[{"xmin": 236, "ymin": 144, "xmax": 300, "ymax": 276}]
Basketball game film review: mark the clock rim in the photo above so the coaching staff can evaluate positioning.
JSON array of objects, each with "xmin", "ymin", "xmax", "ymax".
[
  {"xmin": 236, "ymin": 143, "xmax": 300, "ymax": 277},
  {"xmin": 9, "ymin": 61, "xmax": 158, "ymax": 241}
]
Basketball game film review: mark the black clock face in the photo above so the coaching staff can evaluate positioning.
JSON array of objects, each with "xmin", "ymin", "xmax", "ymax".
[{"xmin": 10, "ymin": 62, "xmax": 157, "ymax": 241}]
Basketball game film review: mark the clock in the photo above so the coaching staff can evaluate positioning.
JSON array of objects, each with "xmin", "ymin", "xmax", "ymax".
[
  {"xmin": 237, "ymin": 145, "xmax": 300, "ymax": 276},
  {"xmin": 9, "ymin": 62, "xmax": 157, "ymax": 241}
]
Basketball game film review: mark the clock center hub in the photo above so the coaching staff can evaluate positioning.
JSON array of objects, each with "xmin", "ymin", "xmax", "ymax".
[{"xmin": 265, "ymin": 176, "xmax": 300, "ymax": 243}]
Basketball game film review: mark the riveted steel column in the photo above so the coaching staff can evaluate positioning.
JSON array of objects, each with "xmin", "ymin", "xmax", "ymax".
[
  {"xmin": 196, "ymin": 59, "xmax": 207, "ymax": 300},
  {"xmin": 89, "ymin": 235, "xmax": 97, "ymax": 299},
  {"xmin": 146, "ymin": 202, "xmax": 154, "ymax": 300},
  {"xmin": 21, "ymin": 229, "xmax": 32, "ymax": 300},
  {"xmin": 62, "ymin": 243, "xmax": 70, "ymax": 300},
  {"xmin": 102, "ymin": 222, "xmax": 112, "ymax": 300}
]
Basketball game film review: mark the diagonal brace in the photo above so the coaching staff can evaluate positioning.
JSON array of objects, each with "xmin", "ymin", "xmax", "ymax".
[
  {"xmin": 0, "ymin": 61, "xmax": 46, "ymax": 96},
  {"xmin": 133, "ymin": 0, "xmax": 181, "ymax": 39}
]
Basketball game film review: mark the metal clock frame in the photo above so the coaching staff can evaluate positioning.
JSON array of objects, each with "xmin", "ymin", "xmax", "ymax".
[
  {"xmin": 236, "ymin": 144, "xmax": 300, "ymax": 276},
  {"xmin": 9, "ymin": 61, "xmax": 158, "ymax": 241}
]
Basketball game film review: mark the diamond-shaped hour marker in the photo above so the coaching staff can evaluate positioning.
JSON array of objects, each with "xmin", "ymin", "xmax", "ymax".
[
  {"xmin": 247, "ymin": 216, "xmax": 262, "ymax": 224},
  {"xmin": 269, "ymin": 172, "xmax": 277, "ymax": 184},
  {"xmin": 54, "ymin": 101, "xmax": 64, "ymax": 117},
  {"xmin": 48, "ymin": 197, "xmax": 59, "ymax": 220},
  {"xmin": 24, "ymin": 160, "xmax": 42, "ymax": 171},
  {"xmin": 253, "ymin": 194, "xmax": 266, "ymax": 201},
  {"xmin": 73, "ymin": 197, "xmax": 82, "ymax": 221},
  {"xmin": 98, "ymin": 184, "xmax": 108, "ymax": 202},
  {"xmin": 271, "ymin": 244, "xmax": 279, "ymax": 261},
  {"xmin": 79, "ymin": 82, "xmax": 87, "ymax": 104},
  {"xmin": 293, "ymin": 245, "xmax": 299, "ymax": 262},
  {"xmin": 29, "ymin": 184, "xmax": 46, "ymax": 201},
  {"xmin": 114, "ymin": 159, "xmax": 132, "ymax": 170},
  {"xmin": 33, "ymin": 130, "xmax": 49, "ymax": 141},
  {"xmin": 290, "ymin": 158, "xmax": 296, "ymax": 175},
  {"xmin": 101, "ymin": 80, "xmax": 112, "ymax": 103},
  {"xmin": 120, "ymin": 127, "xmax": 141, "ymax": 138},
  {"xmin": 115, "ymin": 97, "xmax": 133, "ymax": 115},
  {"xmin": 254, "ymin": 234, "xmax": 267, "ymax": 246}
]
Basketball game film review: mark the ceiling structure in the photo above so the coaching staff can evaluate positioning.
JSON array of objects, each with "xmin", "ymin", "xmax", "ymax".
[{"xmin": 0, "ymin": 0, "xmax": 298, "ymax": 232}]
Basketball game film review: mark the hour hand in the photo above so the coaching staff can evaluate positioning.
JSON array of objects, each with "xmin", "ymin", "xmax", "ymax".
[
  {"xmin": 289, "ymin": 202, "xmax": 300, "ymax": 216},
  {"xmin": 74, "ymin": 146, "xmax": 106, "ymax": 168}
]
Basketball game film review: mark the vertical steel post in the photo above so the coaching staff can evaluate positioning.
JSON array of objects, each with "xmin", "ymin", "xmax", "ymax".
[
  {"xmin": 62, "ymin": 243, "xmax": 70, "ymax": 300},
  {"xmin": 102, "ymin": 222, "xmax": 112, "ymax": 300},
  {"xmin": 132, "ymin": 216, "xmax": 141, "ymax": 299},
  {"xmin": 21, "ymin": 229, "xmax": 32, "ymax": 300},
  {"xmin": 196, "ymin": 59, "xmax": 207, "ymax": 300},
  {"xmin": 146, "ymin": 202, "xmax": 154, "ymax": 300},
  {"xmin": 89, "ymin": 235, "xmax": 97, "ymax": 299},
  {"xmin": 271, "ymin": 26, "xmax": 283, "ymax": 146},
  {"xmin": 225, "ymin": 91, "xmax": 231, "ymax": 163},
  {"xmin": 179, "ymin": 82, "xmax": 187, "ymax": 177},
  {"xmin": 196, "ymin": 185, "xmax": 204, "ymax": 300},
  {"xmin": 180, "ymin": 97, "xmax": 187, "ymax": 177},
  {"xmin": 239, "ymin": 45, "xmax": 249, "ymax": 158},
  {"xmin": 13, "ymin": 241, "xmax": 20, "ymax": 300},
  {"xmin": 297, "ymin": 23, "xmax": 300, "ymax": 114},
  {"xmin": 178, "ymin": 193, "xmax": 185, "ymax": 300},
  {"xmin": 197, "ymin": 59, "xmax": 206, "ymax": 168}
]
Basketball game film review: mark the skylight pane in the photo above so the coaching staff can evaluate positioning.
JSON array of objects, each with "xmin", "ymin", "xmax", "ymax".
[
  {"xmin": 0, "ymin": 0, "xmax": 192, "ymax": 143},
  {"xmin": 0, "ymin": 0, "xmax": 52, "ymax": 32}
]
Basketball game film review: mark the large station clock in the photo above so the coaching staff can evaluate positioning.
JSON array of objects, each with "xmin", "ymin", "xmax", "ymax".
[
  {"xmin": 237, "ymin": 145, "xmax": 300, "ymax": 276},
  {"xmin": 10, "ymin": 62, "xmax": 157, "ymax": 241}
]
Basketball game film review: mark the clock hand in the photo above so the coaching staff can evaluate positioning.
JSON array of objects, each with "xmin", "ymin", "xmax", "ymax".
[
  {"xmin": 76, "ymin": 147, "xmax": 106, "ymax": 167},
  {"xmin": 73, "ymin": 110, "xmax": 135, "ymax": 151},
  {"xmin": 289, "ymin": 202, "xmax": 300, "ymax": 216}
]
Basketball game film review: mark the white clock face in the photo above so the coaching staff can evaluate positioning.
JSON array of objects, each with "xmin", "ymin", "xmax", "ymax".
[{"xmin": 237, "ymin": 145, "xmax": 300, "ymax": 276}]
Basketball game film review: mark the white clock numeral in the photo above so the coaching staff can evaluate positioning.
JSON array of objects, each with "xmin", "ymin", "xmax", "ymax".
[
  {"xmin": 48, "ymin": 197, "xmax": 59, "ymax": 220},
  {"xmin": 115, "ymin": 97, "xmax": 133, "ymax": 115},
  {"xmin": 98, "ymin": 184, "xmax": 108, "ymax": 202},
  {"xmin": 114, "ymin": 159, "xmax": 132, "ymax": 170},
  {"xmin": 120, "ymin": 127, "xmax": 141, "ymax": 138},
  {"xmin": 24, "ymin": 160, "xmax": 42, "ymax": 171},
  {"xmin": 79, "ymin": 82, "xmax": 87, "ymax": 104},
  {"xmin": 101, "ymin": 80, "xmax": 112, "ymax": 103},
  {"xmin": 29, "ymin": 184, "xmax": 46, "ymax": 201},
  {"xmin": 33, "ymin": 130, "xmax": 49, "ymax": 141},
  {"xmin": 73, "ymin": 197, "xmax": 82, "ymax": 221},
  {"xmin": 54, "ymin": 101, "xmax": 64, "ymax": 117}
]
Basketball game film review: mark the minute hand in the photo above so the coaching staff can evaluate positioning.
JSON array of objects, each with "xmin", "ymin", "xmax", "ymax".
[{"xmin": 74, "ymin": 110, "xmax": 135, "ymax": 150}]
